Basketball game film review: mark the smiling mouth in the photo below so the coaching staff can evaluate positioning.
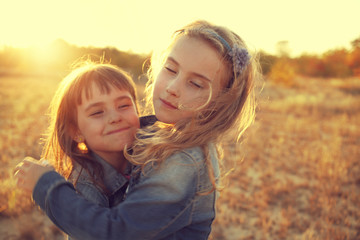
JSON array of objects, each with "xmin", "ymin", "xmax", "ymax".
[
  {"xmin": 106, "ymin": 127, "xmax": 130, "ymax": 135},
  {"xmin": 160, "ymin": 99, "xmax": 177, "ymax": 109}
]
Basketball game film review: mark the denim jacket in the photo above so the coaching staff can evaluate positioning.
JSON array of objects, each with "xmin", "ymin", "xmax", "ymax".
[
  {"xmin": 70, "ymin": 152, "xmax": 131, "ymax": 208},
  {"xmin": 68, "ymin": 153, "xmax": 130, "ymax": 240},
  {"xmin": 33, "ymin": 143, "xmax": 220, "ymax": 240}
]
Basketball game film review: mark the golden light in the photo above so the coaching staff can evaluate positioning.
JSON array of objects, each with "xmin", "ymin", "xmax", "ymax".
[{"xmin": 0, "ymin": 0, "xmax": 359, "ymax": 57}]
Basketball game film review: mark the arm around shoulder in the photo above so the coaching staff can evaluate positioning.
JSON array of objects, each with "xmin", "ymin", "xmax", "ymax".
[{"xmin": 31, "ymin": 150, "xmax": 202, "ymax": 240}]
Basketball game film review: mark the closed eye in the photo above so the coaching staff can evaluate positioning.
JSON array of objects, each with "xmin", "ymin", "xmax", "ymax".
[
  {"xmin": 165, "ymin": 67, "xmax": 177, "ymax": 74},
  {"xmin": 189, "ymin": 79, "xmax": 205, "ymax": 89},
  {"xmin": 191, "ymin": 81, "xmax": 203, "ymax": 89},
  {"xmin": 89, "ymin": 111, "xmax": 103, "ymax": 117},
  {"xmin": 118, "ymin": 104, "xmax": 130, "ymax": 109}
]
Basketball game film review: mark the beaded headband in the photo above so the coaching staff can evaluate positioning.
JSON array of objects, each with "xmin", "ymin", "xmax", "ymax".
[{"xmin": 207, "ymin": 31, "xmax": 250, "ymax": 76}]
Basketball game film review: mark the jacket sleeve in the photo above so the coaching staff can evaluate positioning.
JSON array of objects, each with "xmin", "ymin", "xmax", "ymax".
[
  {"xmin": 33, "ymin": 152, "xmax": 200, "ymax": 240},
  {"xmin": 75, "ymin": 181, "xmax": 109, "ymax": 207}
]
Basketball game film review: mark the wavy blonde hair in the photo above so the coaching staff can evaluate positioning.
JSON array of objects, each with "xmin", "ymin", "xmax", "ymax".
[
  {"xmin": 128, "ymin": 20, "xmax": 261, "ymax": 191},
  {"xmin": 42, "ymin": 61, "xmax": 138, "ymax": 192}
]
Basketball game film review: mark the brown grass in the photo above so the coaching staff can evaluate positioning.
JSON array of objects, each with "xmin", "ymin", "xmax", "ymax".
[
  {"xmin": 210, "ymin": 77, "xmax": 360, "ymax": 240},
  {"xmin": 0, "ymin": 75, "xmax": 359, "ymax": 239}
]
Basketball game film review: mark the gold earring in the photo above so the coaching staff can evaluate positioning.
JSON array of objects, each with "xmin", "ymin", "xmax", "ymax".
[
  {"xmin": 77, "ymin": 142, "xmax": 88, "ymax": 153},
  {"xmin": 75, "ymin": 135, "xmax": 88, "ymax": 153}
]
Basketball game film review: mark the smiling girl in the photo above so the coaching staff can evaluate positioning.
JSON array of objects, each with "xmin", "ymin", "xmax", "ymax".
[{"xmin": 23, "ymin": 63, "xmax": 140, "ymax": 213}]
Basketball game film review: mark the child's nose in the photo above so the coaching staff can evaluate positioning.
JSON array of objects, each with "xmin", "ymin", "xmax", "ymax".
[
  {"xmin": 166, "ymin": 76, "xmax": 181, "ymax": 97},
  {"xmin": 108, "ymin": 111, "xmax": 122, "ymax": 124}
]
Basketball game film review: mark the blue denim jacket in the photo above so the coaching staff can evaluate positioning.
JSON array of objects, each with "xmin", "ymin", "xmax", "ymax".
[
  {"xmin": 70, "ymin": 153, "xmax": 131, "ymax": 208},
  {"xmin": 33, "ymin": 144, "xmax": 220, "ymax": 240},
  {"xmin": 68, "ymin": 153, "xmax": 130, "ymax": 240}
]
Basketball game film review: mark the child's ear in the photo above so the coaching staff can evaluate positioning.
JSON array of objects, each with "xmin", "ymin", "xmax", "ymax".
[
  {"xmin": 73, "ymin": 132, "xmax": 88, "ymax": 154},
  {"xmin": 69, "ymin": 126, "xmax": 84, "ymax": 143},
  {"xmin": 73, "ymin": 134, "xmax": 85, "ymax": 143}
]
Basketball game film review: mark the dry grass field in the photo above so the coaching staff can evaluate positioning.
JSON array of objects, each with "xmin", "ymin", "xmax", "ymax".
[{"xmin": 0, "ymin": 74, "xmax": 359, "ymax": 239}]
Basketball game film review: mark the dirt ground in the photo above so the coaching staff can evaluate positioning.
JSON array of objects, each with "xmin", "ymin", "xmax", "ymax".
[{"xmin": 0, "ymin": 75, "xmax": 359, "ymax": 239}]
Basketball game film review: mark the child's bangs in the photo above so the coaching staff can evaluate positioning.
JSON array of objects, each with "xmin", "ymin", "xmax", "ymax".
[{"xmin": 75, "ymin": 69, "xmax": 131, "ymax": 105}]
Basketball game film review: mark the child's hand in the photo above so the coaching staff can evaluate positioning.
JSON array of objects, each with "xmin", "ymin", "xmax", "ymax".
[{"xmin": 13, "ymin": 157, "xmax": 54, "ymax": 194}]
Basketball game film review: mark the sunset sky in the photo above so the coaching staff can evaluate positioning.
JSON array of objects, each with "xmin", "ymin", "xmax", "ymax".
[{"xmin": 0, "ymin": 0, "xmax": 359, "ymax": 57}]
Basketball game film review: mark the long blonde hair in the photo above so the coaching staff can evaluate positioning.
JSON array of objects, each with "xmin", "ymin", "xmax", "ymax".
[
  {"xmin": 42, "ymin": 61, "xmax": 138, "ymax": 192},
  {"xmin": 128, "ymin": 20, "xmax": 261, "ymax": 190}
]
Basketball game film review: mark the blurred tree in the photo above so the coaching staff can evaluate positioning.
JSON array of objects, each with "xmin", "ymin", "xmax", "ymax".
[
  {"xmin": 0, "ymin": 47, "xmax": 22, "ymax": 70},
  {"xmin": 268, "ymin": 41, "xmax": 296, "ymax": 86},
  {"xmin": 2, "ymin": 37, "xmax": 360, "ymax": 80},
  {"xmin": 296, "ymin": 54, "xmax": 325, "ymax": 77},
  {"xmin": 351, "ymin": 37, "xmax": 360, "ymax": 48},
  {"xmin": 276, "ymin": 41, "xmax": 291, "ymax": 58},
  {"xmin": 348, "ymin": 36, "xmax": 360, "ymax": 76},
  {"xmin": 268, "ymin": 58, "xmax": 296, "ymax": 86},
  {"xmin": 322, "ymin": 49, "xmax": 351, "ymax": 78},
  {"xmin": 258, "ymin": 51, "xmax": 277, "ymax": 76},
  {"xmin": 0, "ymin": 39, "xmax": 148, "ymax": 81}
]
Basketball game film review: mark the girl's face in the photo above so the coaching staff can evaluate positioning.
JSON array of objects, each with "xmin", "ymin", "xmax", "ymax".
[
  {"xmin": 76, "ymin": 83, "xmax": 140, "ymax": 162},
  {"xmin": 153, "ymin": 35, "xmax": 228, "ymax": 124}
]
